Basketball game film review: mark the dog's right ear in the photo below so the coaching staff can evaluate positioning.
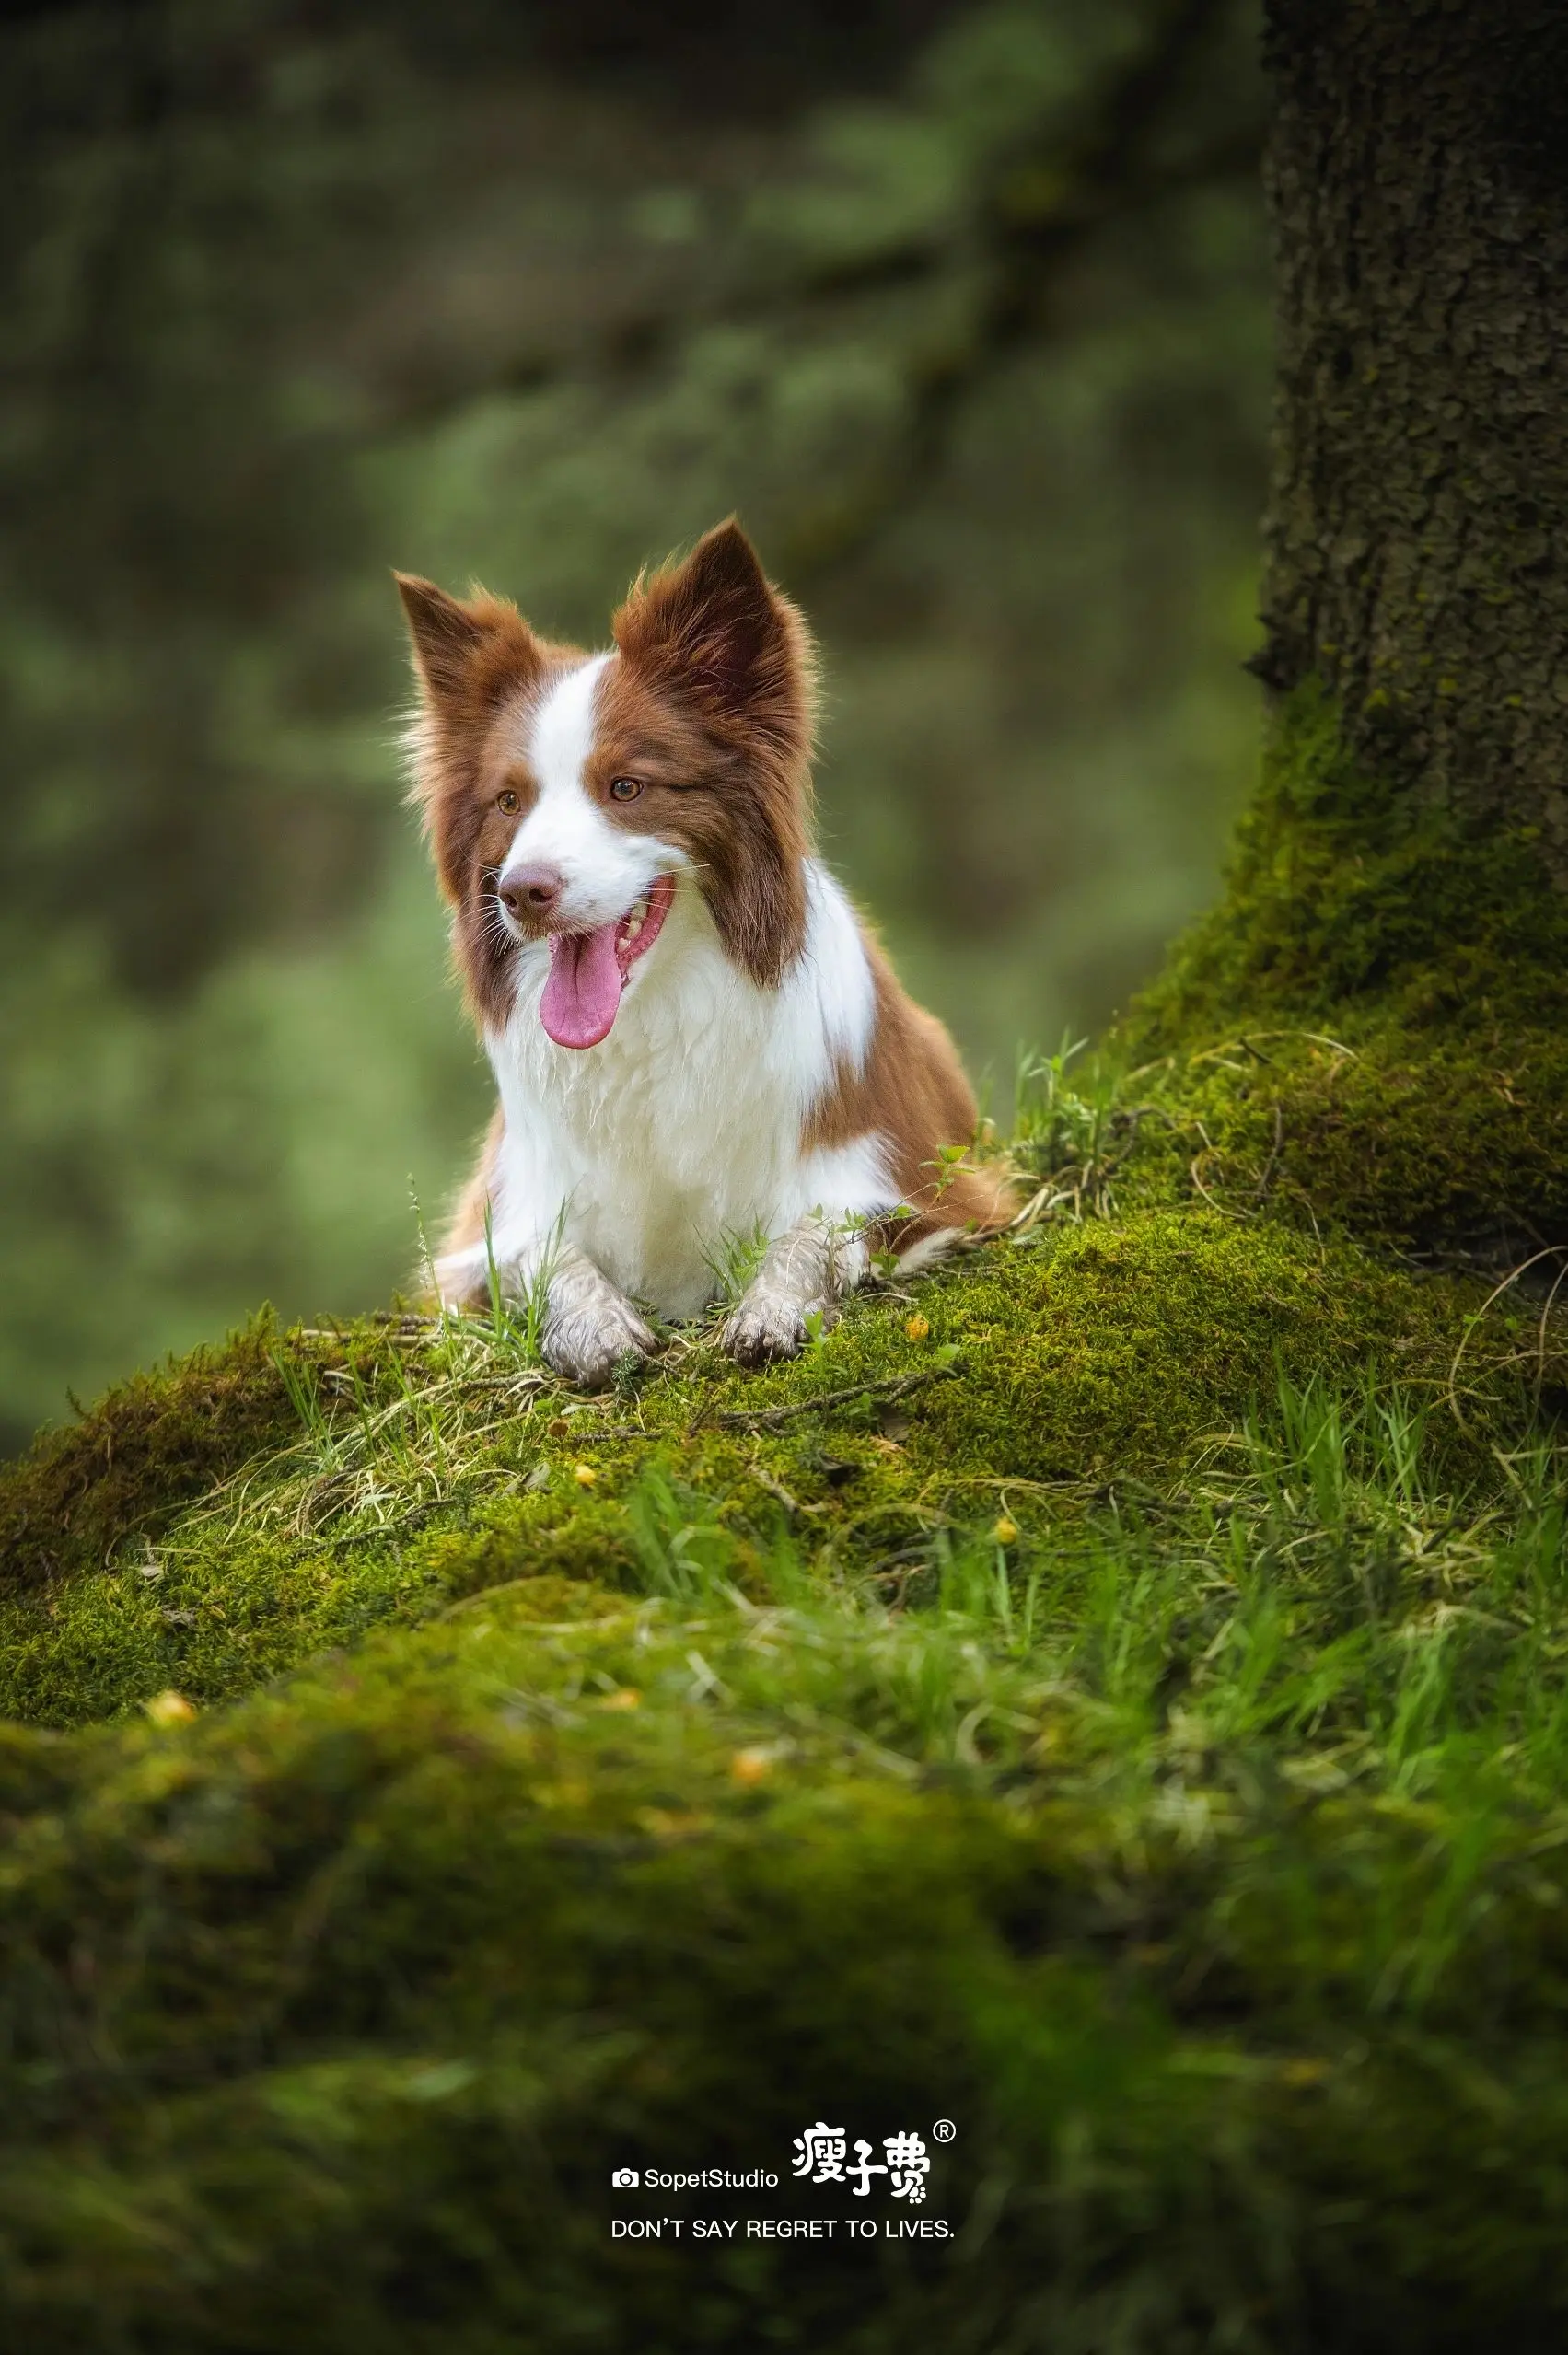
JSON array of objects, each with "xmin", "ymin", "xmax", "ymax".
[{"xmin": 395, "ymin": 574, "xmax": 539, "ymax": 719}]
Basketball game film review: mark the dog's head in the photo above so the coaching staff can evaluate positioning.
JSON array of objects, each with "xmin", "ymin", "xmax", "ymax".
[{"xmin": 397, "ymin": 520, "xmax": 817, "ymax": 1046}]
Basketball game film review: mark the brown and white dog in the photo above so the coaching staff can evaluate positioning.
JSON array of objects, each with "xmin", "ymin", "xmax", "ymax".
[{"xmin": 398, "ymin": 520, "xmax": 1010, "ymax": 1386}]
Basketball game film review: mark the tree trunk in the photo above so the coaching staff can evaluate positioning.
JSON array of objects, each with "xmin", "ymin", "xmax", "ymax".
[
  {"xmin": 1256, "ymin": 0, "xmax": 1568, "ymax": 857},
  {"xmin": 1127, "ymin": 0, "xmax": 1568, "ymax": 1262}
]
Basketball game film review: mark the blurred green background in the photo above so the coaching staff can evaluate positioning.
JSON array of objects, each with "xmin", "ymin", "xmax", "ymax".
[{"xmin": 0, "ymin": 0, "xmax": 1268, "ymax": 1452}]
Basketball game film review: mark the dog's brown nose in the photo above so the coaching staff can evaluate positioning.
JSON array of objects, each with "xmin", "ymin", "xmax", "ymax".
[{"xmin": 499, "ymin": 864, "xmax": 564, "ymax": 920}]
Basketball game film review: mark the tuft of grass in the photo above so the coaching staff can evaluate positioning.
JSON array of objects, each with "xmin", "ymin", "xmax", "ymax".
[
  {"xmin": 698, "ymin": 1219, "xmax": 772, "ymax": 1308},
  {"xmin": 1009, "ymin": 1032, "xmax": 1144, "ymax": 1225}
]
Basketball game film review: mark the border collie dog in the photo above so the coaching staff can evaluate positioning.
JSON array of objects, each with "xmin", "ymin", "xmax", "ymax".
[{"xmin": 398, "ymin": 520, "xmax": 1010, "ymax": 1386}]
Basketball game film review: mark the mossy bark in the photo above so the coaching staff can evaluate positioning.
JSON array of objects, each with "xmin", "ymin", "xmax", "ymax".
[{"xmin": 1128, "ymin": 1, "xmax": 1568, "ymax": 1260}]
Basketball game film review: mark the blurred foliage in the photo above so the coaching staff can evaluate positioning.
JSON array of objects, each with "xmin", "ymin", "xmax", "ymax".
[{"xmin": 0, "ymin": 0, "xmax": 1267, "ymax": 1447}]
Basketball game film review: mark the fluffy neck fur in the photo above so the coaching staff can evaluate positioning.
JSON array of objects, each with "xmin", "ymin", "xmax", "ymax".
[{"xmin": 481, "ymin": 860, "xmax": 886, "ymax": 1318}]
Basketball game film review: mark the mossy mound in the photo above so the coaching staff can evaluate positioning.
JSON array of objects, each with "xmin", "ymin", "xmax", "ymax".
[
  {"xmin": 1121, "ymin": 686, "xmax": 1568, "ymax": 1253},
  {"xmin": 6, "ymin": 1497, "xmax": 1568, "ymax": 2350},
  {"xmin": 0, "ymin": 1318, "xmax": 310, "ymax": 1595},
  {"xmin": 0, "ymin": 1210, "xmax": 1543, "ymax": 1731},
  {"xmin": 0, "ymin": 1214, "xmax": 1564, "ymax": 2344}
]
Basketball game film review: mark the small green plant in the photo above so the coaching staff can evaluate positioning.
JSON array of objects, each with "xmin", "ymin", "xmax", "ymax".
[
  {"xmin": 925, "ymin": 1141, "xmax": 970, "ymax": 1201},
  {"xmin": 1007, "ymin": 1033, "xmax": 1150, "ymax": 1225},
  {"xmin": 482, "ymin": 1199, "xmax": 507, "ymax": 1339},
  {"xmin": 409, "ymin": 1176, "xmax": 438, "ymax": 1304},
  {"xmin": 841, "ymin": 1202, "xmax": 914, "ymax": 1284},
  {"xmin": 452, "ymin": 1201, "xmax": 560, "ymax": 1371},
  {"xmin": 271, "ymin": 1348, "xmax": 332, "ymax": 1450},
  {"xmin": 699, "ymin": 1221, "xmax": 772, "ymax": 1308}
]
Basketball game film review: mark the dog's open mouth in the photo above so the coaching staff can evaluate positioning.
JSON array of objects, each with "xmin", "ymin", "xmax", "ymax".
[{"xmin": 540, "ymin": 874, "xmax": 676, "ymax": 1050}]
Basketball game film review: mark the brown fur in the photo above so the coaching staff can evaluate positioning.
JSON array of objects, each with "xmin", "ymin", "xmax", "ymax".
[
  {"xmin": 395, "ymin": 573, "xmax": 587, "ymax": 1030},
  {"xmin": 806, "ymin": 932, "xmax": 1015, "ymax": 1242},
  {"xmin": 609, "ymin": 522, "xmax": 815, "ymax": 984}
]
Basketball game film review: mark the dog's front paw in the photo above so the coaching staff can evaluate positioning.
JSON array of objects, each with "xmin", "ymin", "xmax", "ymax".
[
  {"xmin": 722, "ymin": 1289, "xmax": 829, "ymax": 1368},
  {"xmin": 543, "ymin": 1298, "xmax": 655, "ymax": 1390}
]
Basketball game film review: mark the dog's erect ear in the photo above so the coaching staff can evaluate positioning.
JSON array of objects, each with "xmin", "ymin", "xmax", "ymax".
[
  {"xmin": 611, "ymin": 521, "xmax": 814, "ymax": 742},
  {"xmin": 396, "ymin": 574, "xmax": 484, "ymax": 702},
  {"xmin": 395, "ymin": 574, "xmax": 539, "ymax": 716},
  {"xmin": 612, "ymin": 521, "xmax": 815, "ymax": 984}
]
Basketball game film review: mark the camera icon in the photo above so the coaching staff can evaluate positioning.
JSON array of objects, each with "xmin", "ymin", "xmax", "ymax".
[{"xmin": 611, "ymin": 2168, "xmax": 640, "ymax": 2189}]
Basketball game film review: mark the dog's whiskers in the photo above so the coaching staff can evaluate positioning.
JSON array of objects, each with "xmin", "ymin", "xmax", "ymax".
[{"xmin": 480, "ymin": 877, "xmax": 518, "ymax": 957}]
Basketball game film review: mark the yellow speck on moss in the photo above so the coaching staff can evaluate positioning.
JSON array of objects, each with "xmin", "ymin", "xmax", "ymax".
[
  {"xmin": 993, "ymin": 1516, "xmax": 1019, "ymax": 1546},
  {"xmin": 574, "ymin": 1463, "xmax": 598, "ymax": 1488},
  {"xmin": 597, "ymin": 1688, "xmax": 640, "ymax": 1711},
  {"xmin": 144, "ymin": 1689, "xmax": 196, "ymax": 1727},
  {"xmin": 905, "ymin": 1315, "xmax": 931, "ymax": 1342}
]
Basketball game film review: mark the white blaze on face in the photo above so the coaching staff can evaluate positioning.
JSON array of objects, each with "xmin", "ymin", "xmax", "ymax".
[
  {"xmin": 495, "ymin": 652, "xmax": 689, "ymax": 1050},
  {"xmin": 498, "ymin": 654, "xmax": 678, "ymax": 930}
]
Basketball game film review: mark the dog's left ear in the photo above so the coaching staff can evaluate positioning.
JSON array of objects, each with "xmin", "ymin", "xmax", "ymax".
[
  {"xmin": 395, "ymin": 573, "xmax": 541, "ymax": 725},
  {"xmin": 612, "ymin": 520, "xmax": 815, "ymax": 753}
]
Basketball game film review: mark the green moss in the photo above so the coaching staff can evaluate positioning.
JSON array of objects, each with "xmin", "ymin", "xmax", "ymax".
[
  {"xmin": 0, "ymin": 1213, "xmax": 1549, "ymax": 1732},
  {"xmin": 0, "ymin": 1315, "xmax": 462, "ymax": 1597},
  {"xmin": 5, "ymin": 1541, "xmax": 1568, "ymax": 2348},
  {"xmin": 0, "ymin": 1224, "xmax": 1562, "ymax": 2341},
  {"xmin": 0, "ymin": 1316, "xmax": 301, "ymax": 1591},
  {"xmin": 897, "ymin": 1211, "xmax": 1509, "ymax": 1484},
  {"xmin": 1132, "ymin": 680, "xmax": 1568, "ymax": 1040},
  {"xmin": 1118, "ymin": 683, "xmax": 1568, "ymax": 1249}
]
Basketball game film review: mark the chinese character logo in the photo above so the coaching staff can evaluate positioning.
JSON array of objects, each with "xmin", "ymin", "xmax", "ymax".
[
  {"xmin": 792, "ymin": 2122, "xmax": 847, "ymax": 2184},
  {"xmin": 792, "ymin": 2127, "xmax": 932, "ymax": 2200},
  {"xmin": 884, "ymin": 2132, "xmax": 930, "ymax": 2201}
]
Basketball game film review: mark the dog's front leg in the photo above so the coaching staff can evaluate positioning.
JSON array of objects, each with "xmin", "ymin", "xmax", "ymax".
[
  {"xmin": 723, "ymin": 1215, "xmax": 859, "ymax": 1367},
  {"xmin": 541, "ymin": 1242, "xmax": 656, "ymax": 1389}
]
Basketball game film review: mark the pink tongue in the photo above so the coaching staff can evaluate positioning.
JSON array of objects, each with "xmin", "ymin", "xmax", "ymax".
[{"xmin": 540, "ymin": 922, "xmax": 623, "ymax": 1050}]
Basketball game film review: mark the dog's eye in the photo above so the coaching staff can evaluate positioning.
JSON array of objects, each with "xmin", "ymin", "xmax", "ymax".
[
  {"xmin": 496, "ymin": 788, "xmax": 520, "ymax": 816},
  {"xmin": 609, "ymin": 777, "xmax": 644, "ymax": 804}
]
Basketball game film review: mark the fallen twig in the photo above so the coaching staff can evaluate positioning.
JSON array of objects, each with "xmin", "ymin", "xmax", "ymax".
[{"xmin": 696, "ymin": 1365, "xmax": 959, "ymax": 1434}]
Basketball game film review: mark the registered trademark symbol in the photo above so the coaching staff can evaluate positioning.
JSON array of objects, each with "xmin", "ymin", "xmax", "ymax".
[{"xmin": 933, "ymin": 2118, "xmax": 957, "ymax": 2143}]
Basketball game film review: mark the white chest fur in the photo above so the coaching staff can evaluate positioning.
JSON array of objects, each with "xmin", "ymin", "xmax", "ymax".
[{"xmin": 480, "ymin": 860, "xmax": 892, "ymax": 1318}]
